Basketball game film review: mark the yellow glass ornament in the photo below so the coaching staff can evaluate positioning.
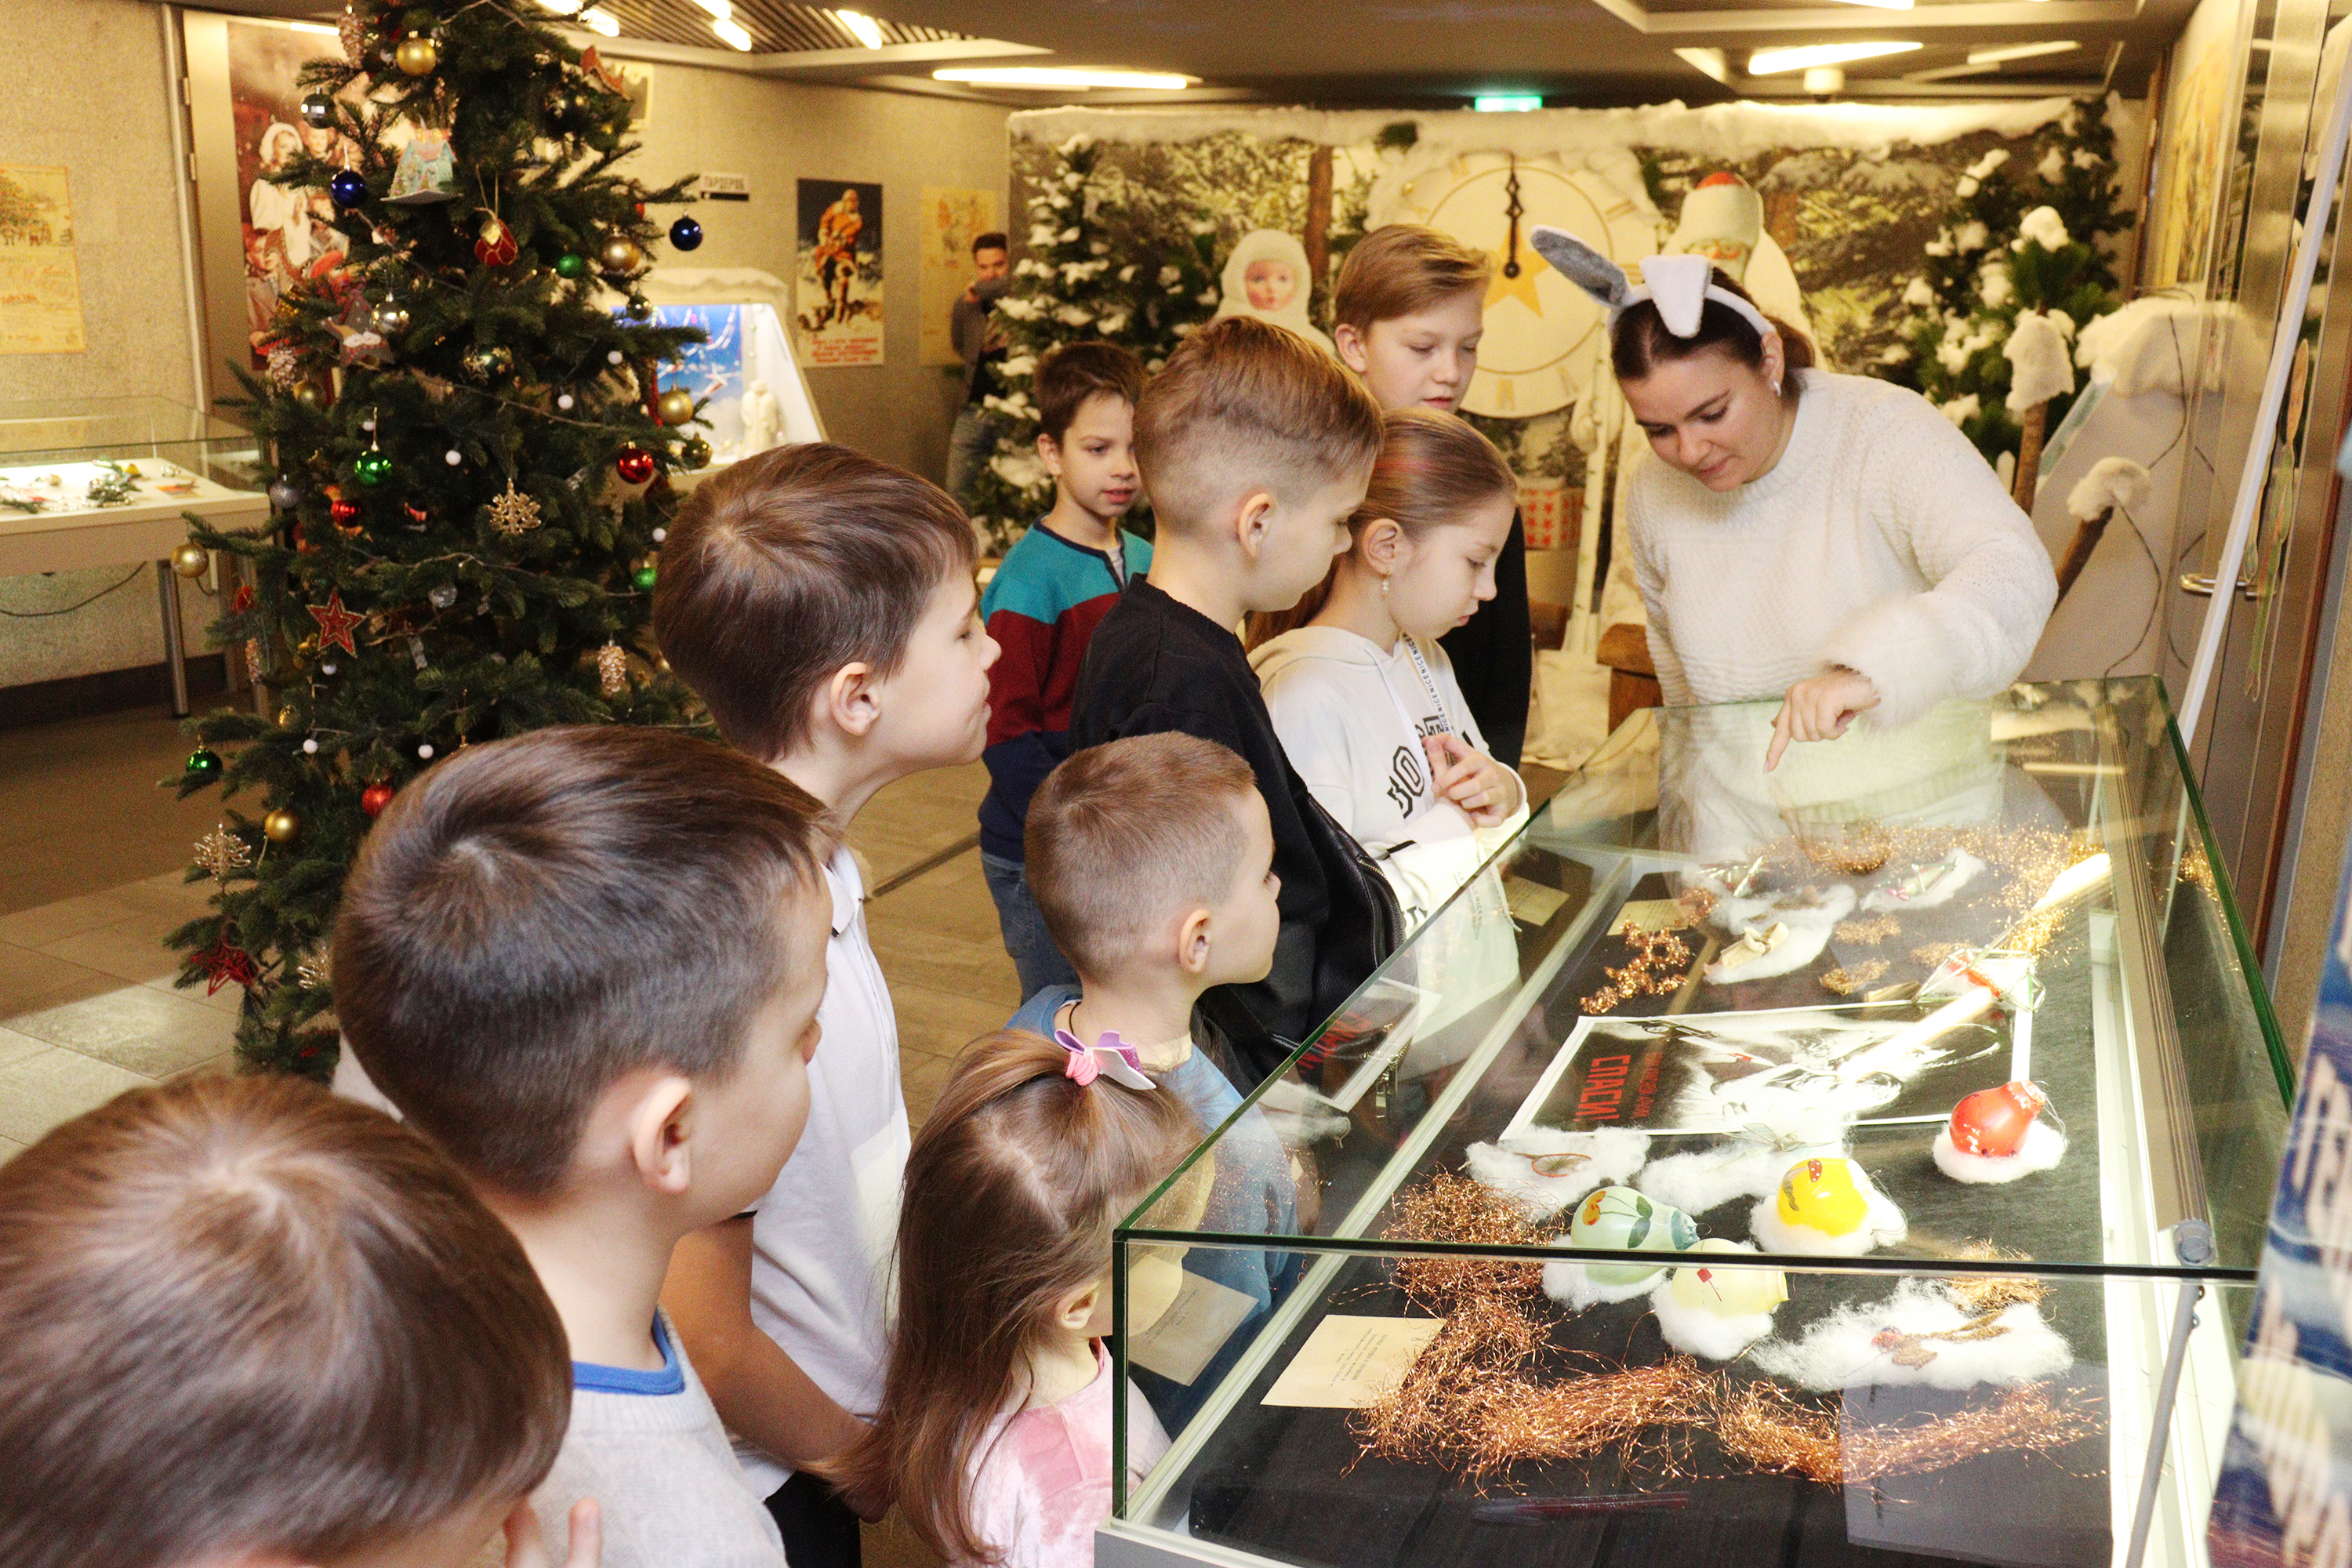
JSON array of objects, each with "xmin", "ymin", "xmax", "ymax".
[
  {"xmin": 170, "ymin": 542, "xmax": 209, "ymax": 578},
  {"xmin": 263, "ymin": 808, "xmax": 302, "ymax": 844},
  {"xmin": 394, "ymin": 32, "xmax": 438, "ymax": 75},
  {"xmin": 1668, "ymin": 1239, "xmax": 1789, "ymax": 1318},
  {"xmin": 1774, "ymin": 1156, "xmax": 1870, "ymax": 1237}
]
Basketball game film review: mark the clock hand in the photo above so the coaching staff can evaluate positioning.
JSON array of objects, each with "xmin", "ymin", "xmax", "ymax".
[{"xmin": 1503, "ymin": 154, "xmax": 1525, "ymax": 278}]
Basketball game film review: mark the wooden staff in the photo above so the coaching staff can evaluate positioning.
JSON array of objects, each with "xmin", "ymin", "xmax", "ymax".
[
  {"xmin": 2011, "ymin": 397, "xmax": 2049, "ymax": 510},
  {"xmin": 2053, "ymin": 503, "xmax": 2114, "ymax": 605}
]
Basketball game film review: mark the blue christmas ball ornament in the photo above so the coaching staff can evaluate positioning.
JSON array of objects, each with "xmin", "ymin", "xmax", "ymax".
[
  {"xmin": 328, "ymin": 170, "xmax": 368, "ymax": 209},
  {"xmin": 669, "ymin": 215, "xmax": 703, "ymax": 252}
]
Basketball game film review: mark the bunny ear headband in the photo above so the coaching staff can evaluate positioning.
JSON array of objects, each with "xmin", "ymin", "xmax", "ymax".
[{"xmin": 1529, "ymin": 225, "xmax": 1777, "ymax": 343}]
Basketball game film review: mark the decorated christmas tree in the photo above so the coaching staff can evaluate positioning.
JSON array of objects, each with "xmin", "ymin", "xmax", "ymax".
[
  {"xmin": 1904, "ymin": 98, "xmax": 2129, "ymax": 477},
  {"xmin": 960, "ymin": 136, "xmax": 1222, "ymax": 549},
  {"xmin": 172, "ymin": 0, "xmax": 713, "ymax": 1076}
]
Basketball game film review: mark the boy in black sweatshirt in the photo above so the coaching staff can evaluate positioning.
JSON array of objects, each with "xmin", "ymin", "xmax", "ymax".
[{"xmin": 1070, "ymin": 316, "xmax": 1396, "ymax": 1083}]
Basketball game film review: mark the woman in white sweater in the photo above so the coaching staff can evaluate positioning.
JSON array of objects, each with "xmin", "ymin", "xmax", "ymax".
[
  {"xmin": 1248, "ymin": 410, "xmax": 1527, "ymax": 925},
  {"xmin": 1535, "ymin": 230, "xmax": 2056, "ymax": 768}
]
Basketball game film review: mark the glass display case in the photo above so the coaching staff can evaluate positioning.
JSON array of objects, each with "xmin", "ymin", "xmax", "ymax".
[
  {"xmin": 637, "ymin": 268, "xmax": 825, "ymax": 488},
  {"xmin": 1106, "ymin": 679, "xmax": 2292, "ymax": 1568},
  {"xmin": 0, "ymin": 396, "xmax": 269, "ymax": 715}
]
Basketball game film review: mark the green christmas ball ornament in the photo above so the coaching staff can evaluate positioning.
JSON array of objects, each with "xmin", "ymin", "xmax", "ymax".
[
  {"xmin": 354, "ymin": 448, "xmax": 394, "ymax": 486},
  {"xmin": 555, "ymin": 252, "xmax": 587, "ymax": 280},
  {"xmin": 186, "ymin": 747, "xmax": 223, "ymax": 782},
  {"xmin": 631, "ymin": 555, "xmax": 659, "ymax": 593}
]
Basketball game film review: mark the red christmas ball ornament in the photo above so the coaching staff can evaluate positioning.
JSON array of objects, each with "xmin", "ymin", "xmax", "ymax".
[
  {"xmin": 330, "ymin": 497, "xmax": 361, "ymax": 527},
  {"xmin": 614, "ymin": 445, "xmax": 657, "ymax": 485},
  {"xmin": 474, "ymin": 215, "xmax": 520, "ymax": 268},
  {"xmin": 361, "ymin": 781, "xmax": 397, "ymax": 818},
  {"xmin": 1947, "ymin": 1080, "xmax": 2049, "ymax": 1158}
]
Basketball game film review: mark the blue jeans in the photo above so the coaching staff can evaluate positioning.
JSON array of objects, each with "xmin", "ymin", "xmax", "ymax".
[
  {"xmin": 982, "ymin": 851, "xmax": 1079, "ymax": 1002},
  {"xmin": 946, "ymin": 404, "xmax": 1001, "ymax": 510}
]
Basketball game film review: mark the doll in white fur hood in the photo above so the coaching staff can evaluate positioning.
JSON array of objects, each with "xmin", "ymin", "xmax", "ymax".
[
  {"xmin": 1530, "ymin": 228, "xmax": 2056, "ymax": 774},
  {"xmin": 1213, "ymin": 228, "xmax": 1337, "ymax": 356},
  {"xmin": 1248, "ymin": 410, "xmax": 1529, "ymax": 927}
]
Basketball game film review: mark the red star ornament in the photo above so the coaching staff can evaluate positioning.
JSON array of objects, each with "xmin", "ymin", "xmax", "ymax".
[
  {"xmin": 193, "ymin": 934, "xmax": 261, "ymax": 996},
  {"xmin": 308, "ymin": 590, "xmax": 363, "ymax": 657}
]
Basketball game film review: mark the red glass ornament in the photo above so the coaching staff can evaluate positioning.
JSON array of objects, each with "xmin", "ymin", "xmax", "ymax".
[
  {"xmin": 232, "ymin": 584, "xmax": 256, "ymax": 614},
  {"xmin": 475, "ymin": 216, "xmax": 519, "ymax": 267},
  {"xmin": 1947, "ymin": 1080, "xmax": 2049, "ymax": 1158},
  {"xmin": 361, "ymin": 781, "xmax": 397, "ymax": 818},
  {"xmin": 614, "ymin": 445, "xmax": 657, "ymax": 485},
  {"xmin": 331, "ymin": 498, "xmax": 362, "ymax": 526}
]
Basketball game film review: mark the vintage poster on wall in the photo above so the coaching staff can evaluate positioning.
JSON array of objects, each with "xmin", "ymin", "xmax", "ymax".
[
  {"xmin": 920, "ymin": 185, "xmax": 1001, "ymax": 367},
  {"xmin": 795, "ymin": 179, "xmax": 884, "ymax": 366},
  {"xmin": 0, "ymin": 166, "xmax": 85, "ymax": 354},
  {"xmin": 225, "ymin": 18, "xmax": 358, "ymax": 367}
]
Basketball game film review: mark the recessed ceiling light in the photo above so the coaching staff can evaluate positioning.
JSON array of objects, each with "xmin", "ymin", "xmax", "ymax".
[
  {"xmin": 933, "ymin": 67, "xmax": 1195, "ymax": 89},
  {"xmin": 1473, "ymin": 93, "xmax": 1544, "ymax": 111},
  {"xmin": 713, "ymin": 15, "xmax": 753, "ymax": 48},
  {"xmin": 1828, "ymin": 0, "xmax": 1915, "ymax": 9},
  {"xmin": 836, "ymin": 10, "xmax": 887, "ymax": 48},
  {"xmin": 537, "ymin": 0, "xmax": 584, "ymax": 13},
  {"xmin": 578, "ymin": 5, "xmax": 619, "ymax": 34},
  {"xmin": 1748, "ymin": 41, "xmax": 1920, "ymax": 74},
  {"xmin": 1965, "ymin": 39, "xmax": 2079, "ymax": 64}
]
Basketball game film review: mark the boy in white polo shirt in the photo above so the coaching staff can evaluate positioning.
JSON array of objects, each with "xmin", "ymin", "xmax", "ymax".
[{"xmin": 653, "ymin": 442, "xmax": 1000, "ymax": 1568}]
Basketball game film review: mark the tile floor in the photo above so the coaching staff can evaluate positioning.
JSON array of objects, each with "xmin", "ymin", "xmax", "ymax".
[{"xmin": 0, "ymin": 705, "xmax": 1021, "ymax": 1159}]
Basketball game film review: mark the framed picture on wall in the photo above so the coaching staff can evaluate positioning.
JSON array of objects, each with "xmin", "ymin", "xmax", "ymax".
[
  {"xmin": 795, "ymin": 179, "xmax": 884, "ymax": 366},
  {"xmin": 920, "ymin": 185, "xmax": 1002, "ymax": 368}
]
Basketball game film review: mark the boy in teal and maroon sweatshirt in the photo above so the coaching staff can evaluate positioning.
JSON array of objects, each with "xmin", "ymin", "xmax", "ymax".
[{"xmin": 979, "ymin": 340, "xmax": 1152, "ymax": 1001}]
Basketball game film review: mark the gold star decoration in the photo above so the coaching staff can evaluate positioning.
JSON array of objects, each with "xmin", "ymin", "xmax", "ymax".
[
  {"xmin": 1486, "ymin": 232, "xmax": 1548, "ymax": 315},
  {"xmin": 487, "ymin": 480, "xmax": 543, "ymax": 536},
  {"xmin": 194, "ymin": 826, "xmax": 252, "ymax": 881}
]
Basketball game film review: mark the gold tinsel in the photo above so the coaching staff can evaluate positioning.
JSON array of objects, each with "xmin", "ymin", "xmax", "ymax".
[
  {"xmin": 1835, "ymin": 913, "xmax": 1900, "ymax": 946},
  {"xmin": 297, "ymin": 948, "xmax": 332, "ymax": 990},
  {"xmin": 1355, "ymin": 1178, "xmax": 2098, "ymax": 1490},
  {"xmin": 1820, "ymin": 960, "xmax": 1889, "ymax": 996},
  {"xmin": 1582, "ymin": 927, "xmax": 1695, "ymax": 1014}
]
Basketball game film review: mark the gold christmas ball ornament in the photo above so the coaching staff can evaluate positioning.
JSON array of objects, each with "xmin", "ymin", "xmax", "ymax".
[
  {"xmin": 292, "ymin": 383, "xmax": 326, "ymax": 411},
  {"xmin": 599, "ymin": 234, "xmax": 646, "ymax": 278},
  {"xmin": 263, "ymin": 808, "xmax": 303, "ymax": 844},
  {"xmin": 655, "ymin": 387, "xmax": 695, "ymax": 426},
  {"xmin": 170, "ymin": 542, "xmax": 209, "ymax": 578},
  {"xmin": 394, "ymin": 31, "xmax": 438, "ymax": 75}
]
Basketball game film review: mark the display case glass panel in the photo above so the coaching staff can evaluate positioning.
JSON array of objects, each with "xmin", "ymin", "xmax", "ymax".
[{"xmin": 1105, "ymin": 680, "xmax": 2289, "ymax": 1568}]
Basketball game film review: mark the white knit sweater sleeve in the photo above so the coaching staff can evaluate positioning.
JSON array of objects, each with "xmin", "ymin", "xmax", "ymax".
[
  {"xmin": 1626, "ymin": 480, "xmax": 1696, "ymax": 707},
  {"xmin": 1818, "ymin": 394, "xmax": 2058, "ymax": 729}
]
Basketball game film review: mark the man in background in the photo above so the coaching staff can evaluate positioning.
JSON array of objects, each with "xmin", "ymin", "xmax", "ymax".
[{"xmin": 946, "ymin": 230, "xmax": 1012, "ymax": 508}]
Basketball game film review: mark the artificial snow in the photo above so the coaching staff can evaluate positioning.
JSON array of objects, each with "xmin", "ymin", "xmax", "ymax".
[
  {"xmin": 2004, "ymin": 312, "xmax": 2077, "ymax": 411},
  {"xmin": 1962, "ymin": 147, "xmax": 2012, "ymax": 182},
  {"xmin": 1749, "ymin": 1162, "xmax": 1908, "ymax": 1257},
  {"xmin": 1955, "ymin": 220, "xmax": 1991, "ymax": 252},
  {"xmin": 1932, "ymin": 1116, "xmax": 2068, "ymax": 1183},
  {"xmin": 1979, "ymin": 263, "xmax": 2016, "ymax": 309},
  {"xmin": 1748, "ymin": 1278, "xmax": 2072, "ymax": 1392},
  {"xmin": 1463, "ymin": 1127, "xmax": 1652, "ymax": 1219},
  {"xmin": 2066, "ymin": 456, "xmax": 2154, "ymax": 521},
  {"xmin": 1940, "ymin": 392, "xmax": 1980, "ymax": 426},
  {"xmin": 2016, "ymin": 205, "xmax": 2074, "ymax": 252},
  {"xmin": 1903, "ymin": 275, "xmax": 1936, "ymax": 308},
  {"xmin": 1011, "ymin": 98, "xmax": 2080, "ymax": 163},
  {"xmin": 1636, "ymin": 1131, "xmax": 1849, "ymax": 1218},
  {"xmin": 1706, "ymin": 884, "xmax": 1854, "ymax": 985},
  {"xmin": 1542, "ymin": 1250, "xmax": 1668, "ymax": 1308},
  {"xmin": 1650, "ymin": 1243, "xmax": 1784, "ymax": 1359},
  {"xmin": 2038, "ymin": 146, "xmax": 2068, "ymax": 183},
  {"xmin": 2073, "ymin": 296, "xmax": 2253, "ymax": 396},
  {"xmin": 1862, "ymin": 848, "xmax": 1987, "ymax": 913}
]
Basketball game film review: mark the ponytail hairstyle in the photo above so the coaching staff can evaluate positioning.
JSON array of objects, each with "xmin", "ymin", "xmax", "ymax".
[
  {"xmin": 826, "ymin": 1030, "xmax": 1203, "ymax": 1565},
  {"xmin": 1244, "ymin": 407, "xmax": 1516, "ymax": 648},
  {"xmin": 1609, "ymin": 265, "xmax": 1816, "ymax": 406}
]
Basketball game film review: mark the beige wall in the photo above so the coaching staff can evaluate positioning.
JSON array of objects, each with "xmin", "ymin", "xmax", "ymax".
[
  {"xmin": 0, "ymin": 6, "xmax": 1007, "ymax": 691},
  {"xmin": 620, "ymin": 62, "xmax": 1009, "ymax": 477}
]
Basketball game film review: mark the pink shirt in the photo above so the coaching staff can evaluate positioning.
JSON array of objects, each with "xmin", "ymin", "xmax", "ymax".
[{"xmin": 960, "ymin": 1343, "xmax": 1171, "ymax": 1568}]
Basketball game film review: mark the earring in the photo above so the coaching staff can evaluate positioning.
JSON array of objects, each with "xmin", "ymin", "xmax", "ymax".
[
  {"xmin": 1770, "ymin": 378, "xmax": 1782, "ymax": 396},
  {"xmin": 1380, "ymin": 575, "xmax": 1391, "ymax": 597}
]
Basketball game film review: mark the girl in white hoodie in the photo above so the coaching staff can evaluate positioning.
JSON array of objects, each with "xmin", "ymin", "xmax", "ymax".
[{"xmin": 1248, "ymin": 410, "xmax": 1528, "ymax": 927}]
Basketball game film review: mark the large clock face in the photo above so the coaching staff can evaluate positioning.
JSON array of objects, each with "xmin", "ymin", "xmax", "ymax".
[{"xmin": 1394, "ymin": 154, "xmax": 1657, "ymax": 418}]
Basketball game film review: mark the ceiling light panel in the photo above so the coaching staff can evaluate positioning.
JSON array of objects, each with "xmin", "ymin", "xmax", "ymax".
[
  {"xmin": 835, "ymin": 9, "xmax": 886, "ymax": 47},
  {"xmin": 933, "ymin": 67, "xmax": 1194, "ymax": 89},
  {"xmin": 1747, "ymin": 41, "xmax": 1921, "ymax": 74},
  {"xmin": 1965, "ymin": 39, "xmax": 2080, "ymax": 64}
]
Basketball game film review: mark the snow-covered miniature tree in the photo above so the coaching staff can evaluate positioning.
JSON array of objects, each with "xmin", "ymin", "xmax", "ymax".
[
  {"xmin": 1905, "ymin": 98, "xmax": 2129, "ymax": 478},
  {"xmin": 960, "ymin": 137, "xmax": 1220, "ymax": 548}
]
